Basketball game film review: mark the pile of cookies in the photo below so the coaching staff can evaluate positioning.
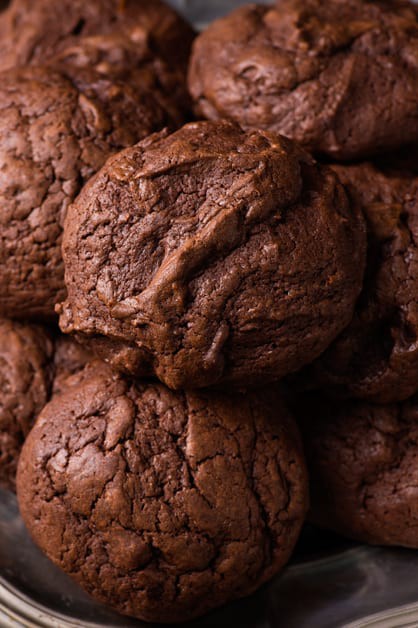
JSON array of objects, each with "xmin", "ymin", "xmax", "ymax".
[{"xmin": 1, "ymin": 0, "xmax": 418, "ymax": 623}]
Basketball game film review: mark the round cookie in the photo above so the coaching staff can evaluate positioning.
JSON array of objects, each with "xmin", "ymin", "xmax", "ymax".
[
  {"xmin": 0, "ymin": 66, "xmax": 177, "ymax": 321},
  {"xmin": 297, "ymin": 393, "xmax": 418, "ymax": 548},
  {"xmin": 58, "ymin": 120, "xmax": 366, "ymax": 390},
  {"xmin": 17, "ymin": 362, "xmax": 308, "ymax": 623},
  {"xmin": 0, "ymin": 0, "xmax": 195, "ymax": 75},
  {"xmin": 310, "ymin": 161, "xmax": 418, "ymax": 403},
  {"xmin": 188, "ymin": 0, "xmax": 418, "ymax": 160},
  {"xmin": 0, "ymin": 319, "xmax": 54, "ymax": 491}
]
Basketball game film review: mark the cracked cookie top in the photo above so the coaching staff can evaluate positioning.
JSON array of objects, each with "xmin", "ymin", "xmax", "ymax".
[
  {"xmin": 0, "ymin": 65, "xmax": 178, "ymax": 320},
  {"xmin": 17, "ymin": 361, "xmax": 308, "ymax": 623},
  {"xmin": 58, "ymin": 120, "xmax": 366, "ymax": 390},
  {"xmin": 0, "ymin": 0, "xmax": 195, "ymax": 76},
  {"xmin": 308, "ymin": 160, "xmax": 418, "ymax": 403},
  {"xmin": 188, "ymin": 0, "xmax": 418, "ymax": 160},
  {"xmin": 297, "ymin": 392, "xmax": 418, "ymax": 548},
  {"xmin": 0, "ymin": 318, "xmax": 54, "ymax": 491}
]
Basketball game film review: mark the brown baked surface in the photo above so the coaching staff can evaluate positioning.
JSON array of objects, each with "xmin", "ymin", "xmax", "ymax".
[
  {"xmin": 58, "ymin": 120, "xmax": 366, "ymax": 390},
  {"xmin": 52, "ymin": 334, "xmax": 92, "ymax": 396},
  {"xmin": 189, "ymin": 0, "xmax": 418, "ymax": 160},
  {"xmin": 298, "ymin": 393, "xmax": 418, "ymax": 548},
  {"xmin": 0, "ymin": 0, "xmax": 195, "ymax": 75},
  {"xmin": 0, "ymin": 65, "xmax": 177, "ymax": 320},
  {"xmin": 0, "ymin": 320, "xmax": 95, "ymax": 491},
  {"xmin": 309, "ymin": 160, "xmax": 418, "ymax": 403},
  {"xmin": 51, "ymin": 32, "xmax": 191, "ymax": 127},
  {"xmin": 17, "ymin": 362, "xmax": 308, "ymax": 622},
  {"xmin": 0, "ymin": 319, "xmax": 54, "ymax": 491}
]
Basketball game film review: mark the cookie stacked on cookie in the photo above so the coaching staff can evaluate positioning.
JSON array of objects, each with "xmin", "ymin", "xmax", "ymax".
[
  {"xmin": 1, "ymin": 0, "xmax": 417, "ymax": 623},
  {"xmin": 0, "ymin": 1, "xmax": 311, "ymax": 623},
  {"xmin": 14, "ymin": 121, "xmax": 327, "ymax": 621},
  {"xmin": 0, "ymin": 0, "xmax": 195, "ymax": 478},
  {"xmin": 26, "ymin": 115, "xmax": 366, "ymax": 619},
  {"xmin": 188, "ymin": 0, "xmax": 418, "ymax": 550},
  {"xmin": 294, "ymin": 159, "xmax": 418, "ymax": 549}
]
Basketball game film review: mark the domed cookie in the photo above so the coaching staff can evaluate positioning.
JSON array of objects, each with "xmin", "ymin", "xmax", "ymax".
[
  {"xmin": 310, "ymin": 161, "xmax": 418, "ymax": 403},
  {"xmin": 0, "ymin": 0, "xmax": 194, "ymax": 75},
  {"xmin": 58, "ymin": 120, "xmax": 366, "ymax": 390},
  {"xmin": 189, "ymin": 0, "xmax": 418, "ymax": 160},
  {"xmin": 0, "ymin": 66, "xmax": 177, "ymax": 321},
  {"xmin": 0, "ymin": 319, "xmax": 54, "ymax": 491},
  {"xmin": 298, "ymin": 393, "xmax": 418, "ymax": 548},
  {"xmin": 17, "ymin": 362, "xmax": 308, "ymax": 623}
]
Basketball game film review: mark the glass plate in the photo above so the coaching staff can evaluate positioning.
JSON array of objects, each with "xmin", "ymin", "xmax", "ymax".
[
  {"xmin": 2, "ymin": 2, "xmax": 418, "ymax": 627},
  {"xmin": 3, "ymin": 487, "xmax": 418, "ymax": 628}
]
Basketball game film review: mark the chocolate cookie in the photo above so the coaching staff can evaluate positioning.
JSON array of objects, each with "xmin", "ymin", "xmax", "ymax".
[
  {"xmin": 0, "ymin": 66, "xmax": 177, "ymax": 321},
  {"xmin": 0, "ymin": 319, "xmax": 54, "ymax": 491},
  {"xmin": 17, "ymin": 362, "xmax": 308, "ymax": 623},
  {"xmin": 0, "ymin": 0, "xmax": 194, "ymax": 75},
  {"xmin": 298, "ymin": 393, "xmax": 418, "ymax": 548},
  {"xmin": 309, "ymin": 161, "xmax": 418, "ymax": 403},
  {"xmin": 58, "ymin": 120, "xmax": 366, "ymax": 390},
  {"xmin": 189, "ymin": 0, "xmax": 418, "ymax": 160}
]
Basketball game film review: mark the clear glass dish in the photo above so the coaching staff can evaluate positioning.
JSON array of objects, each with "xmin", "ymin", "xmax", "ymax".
[{"xmin": 2, "ymin": 2, "xmax": 418, "ymax": 627}]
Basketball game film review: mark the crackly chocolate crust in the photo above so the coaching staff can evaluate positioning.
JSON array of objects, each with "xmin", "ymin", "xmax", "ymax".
[
  {"xmin": 0, "ymin": 0, "xmax": 195, "ymax": 127},
  {"xmin": 0, "ymin": 319, "xmax": 54, "ymax": 491},
  {"xmin": 297, "ymin": 393, "xmax": 418, "ymax": 548},
  {"xmin": 0, "ymin": 65, "xmax": 178, "ymax": 321},
  {"xmin": 189, "ymin": 0, "xmax": 418, "ymax": 160},
  {"xmin": 0, "ymin": 0, "xmax": 195, "ymax": 75},
  {"xmin": 17, "ymin": 362, "xmax": 308, "ymax": 623},
  {"xmin": 309, "ymin": 161, "xmax": 418, "ymax": 403},
  {"xmin": 58, "ymin": 120, "xmax": 366, "ymax": 390}
]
